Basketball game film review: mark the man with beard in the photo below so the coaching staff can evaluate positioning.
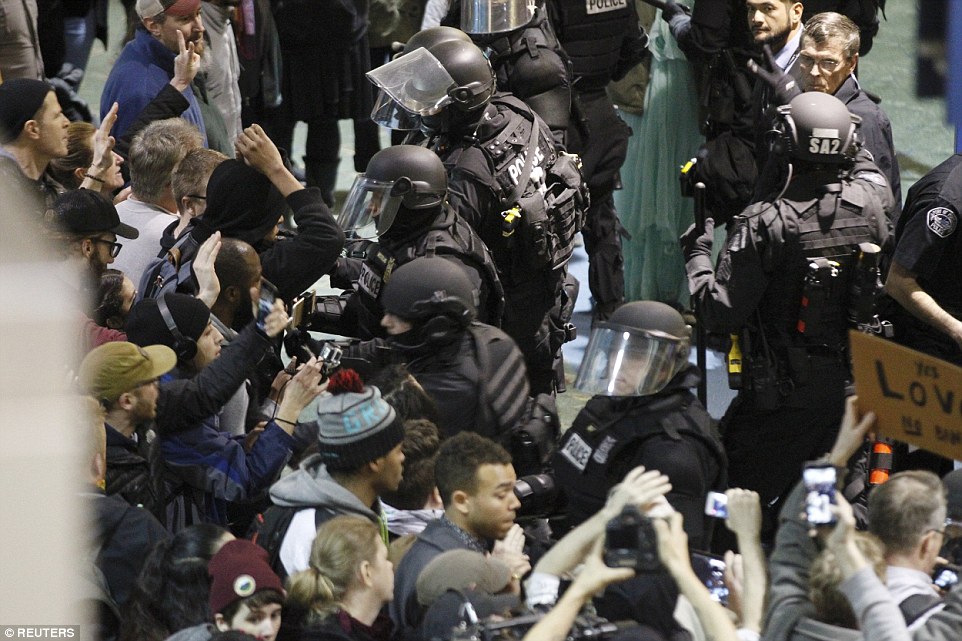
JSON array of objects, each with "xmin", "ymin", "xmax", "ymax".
[
  {"xmin": 101, "ymin": 0, "xmax": 208, "ymax": 141},
  {"xmin": 80, "ymin": 340, "xmax": 178, "ymax": 519},
  {"xmin": 747, "ymin": 0, "xmax": 805, "ymax": 173},
  {"xmin": 210, "ymin": 238, "xmax": 262, "ymax": 339},
  {"xmin": 47, "ymin": 188, "xmax": 140, "ymax": 358}
]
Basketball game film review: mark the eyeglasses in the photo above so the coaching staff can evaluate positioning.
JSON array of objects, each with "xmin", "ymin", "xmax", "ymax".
[
  {"xmin": 798, "ymin": 54, "xmax": 843, "ymax": 73},
  {"xmin": 929, "ymin": 519, "xmax": 962, "ymax": 540},
  {"xmin": 91, "ymin": 238, "xmax": 123, "ymax": 257},
  {"xmin": 186, "ymin": 194, "xmax": 207, "ymax": 200}
]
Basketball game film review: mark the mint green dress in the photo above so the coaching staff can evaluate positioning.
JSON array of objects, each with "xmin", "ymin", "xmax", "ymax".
[{"xmin": 615, "ymin": 5, "xmax": 702, "ymax": 307}]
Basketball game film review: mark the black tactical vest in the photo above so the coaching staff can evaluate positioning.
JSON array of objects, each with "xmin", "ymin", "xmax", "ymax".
[
  {"xmin": 548, "ymin": 0, "xmax": 634, "ymax": 90},
  {"xmin": 752, "ymin": 176, "xmax": 889, "ymax": 357},
  {"xmin": 438, "ymin": 95, "xmax": 587, "ymax": 278},
  {"xmin": 348, "ymin": 207, "xmax": 505, "ymax": 338},
  {"xmin": 553, "ymin": 389, "xmax": 726, "ymax": 530}
]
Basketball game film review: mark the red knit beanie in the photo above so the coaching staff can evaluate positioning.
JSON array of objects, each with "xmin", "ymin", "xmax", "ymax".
[{"xmin": 208, "ymin": 539, "xmax": 285, "ymax": 615}]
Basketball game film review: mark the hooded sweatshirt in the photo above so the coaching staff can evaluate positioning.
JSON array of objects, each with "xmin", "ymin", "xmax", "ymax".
[{"xmin": 269, "ymin": 454, "xmax": 383, "ymax": 577}]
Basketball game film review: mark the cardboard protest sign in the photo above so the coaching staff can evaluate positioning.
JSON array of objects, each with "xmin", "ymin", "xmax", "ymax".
[{"xmin": 850, "ymin": 331, "xmax": 962, "ymax": 461}]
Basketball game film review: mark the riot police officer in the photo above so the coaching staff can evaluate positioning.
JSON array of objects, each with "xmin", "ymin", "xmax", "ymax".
[
  {"xmin": 315, "ymin": 144, "xmax": 503, "ymax": 340},
  {"xmin": 368, "ymin": 36, "xmax": 588, "ymax": 395},
  {"xmin": 552, "ymin": 301, "xmax": 726, "ymax": 549},
  {"xmin": 663, "ymin": 0, "xmax": 759, "ymax": 224},
  {"xmin": 681, "ymin": 92, "xmax": 892, "ymax": 539},
  {"xmin": 377, "ymin": 256, "xmax": 540, "ymax": 451},
  {"xmin": 885, "ymin": 153, "xmax": 962, "ymax": 366},
  {"xmin": 444, "ymin": 0, "xmax": 574, "ymax": 146},
  {"xmin": 546, "ymin": 0, "xmax": 649, "ymax": 320}
]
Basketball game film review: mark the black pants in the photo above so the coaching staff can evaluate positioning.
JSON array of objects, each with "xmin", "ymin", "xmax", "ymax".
[
  {"xmin": 267, "ymin": 111, "xmax": 381, "ymax": 206},
  {"xmin": 719, "ymin": 360, "xmax": 850, "ymax": 543},
  {"xmin": 502, "ymin": 274, "xmax": 561, "ymax": 396},
  {"xmin": 567, "ymin": 89, "xmax": 631, "ymax": 318}
]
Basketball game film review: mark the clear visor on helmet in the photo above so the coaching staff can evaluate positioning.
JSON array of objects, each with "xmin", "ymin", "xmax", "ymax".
[
  {"xmin": 371, "ymin": 89, "xmax": 422, "ymax": 130},
  {"xmin": 336, "ymin": 175, "xmax": 402, "ymax": 239},
  {"xmin": 366, "ymin": 48, "xmax": 457, "ymax": 117},
  {"xmin": 574, "ymin": 324, "xmax": 686, "ymax": 397},
  {"xmin": 461, "ymin": 0, "xmax": 536, "ymax": 34}
]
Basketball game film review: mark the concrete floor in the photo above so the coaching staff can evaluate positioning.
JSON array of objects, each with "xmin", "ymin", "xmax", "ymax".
[{"xmin": 80, "ymin": 1, "xmax": 957, "ymax": 425}]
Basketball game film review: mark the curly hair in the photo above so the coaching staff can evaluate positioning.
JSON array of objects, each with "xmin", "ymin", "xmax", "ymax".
[
  {"xmin": 434, "ymin": 432, "xmax": 511, "ymax": 507},
  {"xmin": 95, "ymin": 269, "xmax": 128, "ymax": 329},
  {"xmin": 119, "ymin": 524, "xmax": 230, "ymax": 641}
]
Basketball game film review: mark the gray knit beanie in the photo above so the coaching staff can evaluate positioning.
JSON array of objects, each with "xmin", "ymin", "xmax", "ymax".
[{"xmin": 310, "ymin": 384, "xmax": 403, "ymax": 471}]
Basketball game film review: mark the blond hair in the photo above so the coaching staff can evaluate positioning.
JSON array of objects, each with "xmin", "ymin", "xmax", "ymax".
[{"xmin": 285, "ymin": 516, "xmax": 381, "ymax": 625}]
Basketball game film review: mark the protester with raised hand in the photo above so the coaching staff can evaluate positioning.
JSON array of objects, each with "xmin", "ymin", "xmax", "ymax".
[
  {"xmin": 526, "ymin": 465, "xmax": 672, "ymax": 607},
  {"xmin": 723, "ymin": 489, "xmax": 766, "ymax": 638},
  {"xmin": 521, "ymin": 539, "xmax": 636, "ymax": 641},
  {"xmin": 654, "ymin": 512, "xmax": 740, "ymax": 641},
  {"xmin": 761, "ymin": 396, "xmax": 914, "ymax": 641},
  {"xmin": 114, "ymin": 30, "xmax": 203, "ymax": 162}
]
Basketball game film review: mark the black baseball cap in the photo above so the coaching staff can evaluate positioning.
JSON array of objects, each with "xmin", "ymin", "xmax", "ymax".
[{"xmin": 52, "ymin": 189, "xmax": 139, "ymax": 239}]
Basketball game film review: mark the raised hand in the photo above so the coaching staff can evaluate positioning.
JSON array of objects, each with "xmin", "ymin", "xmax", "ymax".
[{"xmin": 172, "ymin": 30, "xmax": 200, "ymax": 92}]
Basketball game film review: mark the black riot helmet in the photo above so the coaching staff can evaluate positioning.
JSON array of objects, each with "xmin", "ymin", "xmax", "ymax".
[
  {"xmin": 367, "ymin": 35, "xmax": 495, "ymax": 134},
  {"xmin": 575, "ymin": 301, "xmax": 692, "ymax": 397},
  {"xmin": 401, "ymin": 26, "xmax": 473, "ymax": 57},
  {"xmin": 427, "ymin": 39, "xmax": 497, "ymax": 113},
  {"xmin": 381, "ymin": 256, "xmax": 479, "ymax": 330},
  {"xmin": 336, "ymin": 145, "xmax": 448, "ymax": 238},
  {"xmin": 775, "ymin": 92, "xmax": 861, "ymax": 164}
]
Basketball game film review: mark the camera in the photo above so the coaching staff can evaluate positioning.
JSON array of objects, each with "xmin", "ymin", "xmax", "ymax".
[
  {"xmin": 704, "ymin": 491, "xmax": 729, "ymax": 519},
  {"xmin": 604, "ymin": 505, "xmax": 660, "ymax": 572},
  {"xmin": 803, "ymin": 463, "xmax": 838, "ymax": 526},
  {"xmin": 318, "ymin": 342, "xmax": 343, "ymax": 377},
  {"xmin": 514, "ymin": 473, "xmax": 566, "ymax": 520}
]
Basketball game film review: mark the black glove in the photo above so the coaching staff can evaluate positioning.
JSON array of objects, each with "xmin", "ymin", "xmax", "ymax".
[
  {"xmin": 747, "ymin": 44, "xmax": 802, "ymax": 105},
  {"xmin": 680, "ymin": 218, "xmax": 715, "ymax": 260},
  {"xmin": 661, "ymin": 0, "xmax": 690, "ymax": 22}
]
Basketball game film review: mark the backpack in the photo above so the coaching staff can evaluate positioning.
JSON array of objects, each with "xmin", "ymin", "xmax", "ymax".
[
  {"xmin": 137, "ymin": 228, "xmax": 202, "ymax": 302},
  {"xmin": 250, "ymin": 505, "xmax": 339, "ymax": 580},
  {"xmin": 898, "ymin": 593, "xmax": 943, "ymax": 626},
  {"xmin": 468, "ymin": 323, "xmax": 560, "ymax": 474}
]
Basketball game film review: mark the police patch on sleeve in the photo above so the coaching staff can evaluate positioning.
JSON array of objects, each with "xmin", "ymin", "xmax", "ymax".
[{"xmin": 927, "ymin": 207, "xmax": 958, "ymax": 238}]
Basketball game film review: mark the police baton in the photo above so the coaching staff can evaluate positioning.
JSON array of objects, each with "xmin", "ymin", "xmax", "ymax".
[{"xmin": 693, "ymin": 181, "xmax": 708, "ymax": 406}]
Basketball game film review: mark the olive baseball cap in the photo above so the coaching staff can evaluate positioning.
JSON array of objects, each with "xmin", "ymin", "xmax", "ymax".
[{"xmin": 80, "ymin": 342, "xmax": 177, "ymax": 402}]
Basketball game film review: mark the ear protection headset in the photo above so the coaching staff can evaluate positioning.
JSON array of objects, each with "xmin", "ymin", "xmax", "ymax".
[{"xmin": 156, "ymin": 294, "xmax": 198, "ymax": 361}]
